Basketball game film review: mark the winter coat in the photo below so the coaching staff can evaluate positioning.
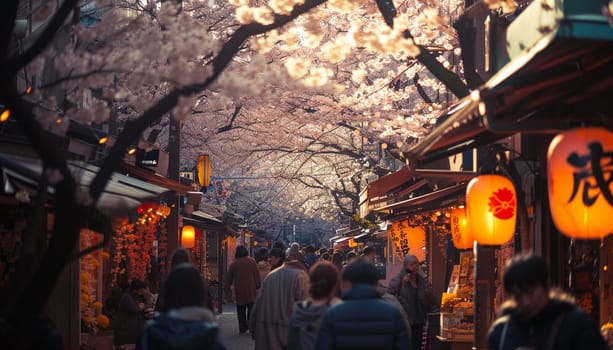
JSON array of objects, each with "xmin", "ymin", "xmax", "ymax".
[
  {"xmin": 115, "ymin": 291, "xmax": 146, "ymax": 346},
  {"xmin": 257, "ymin": 260, "xmax": 272, "ymax": 282},
  {"xmin": 487, "ymin": 292, "xmax": 608, "ymax": 350},
  {"xmin": 136, "ymin": 306, "xmax": 225, "ymax": 350},
  {"xmin": 224, "ymin": 256, "xmax": 261, "ymax": 305},
  {"xmin": 303, "ymin": 253, "xmax": 319, "ymax": 269},
  {"xmin": 250, "ymin": 260, "xmax": 309, "ymax": 350},
  {"xmin": 287, "ymin": 298, "xmax": 342, "ymax": 350},
  {"xmin": 315, "ymin": 284, "xmax": 411, "ymax": 350},
  {"xmin": 388, "ymin": 270, "xmax": 429, "ymax": 325}
]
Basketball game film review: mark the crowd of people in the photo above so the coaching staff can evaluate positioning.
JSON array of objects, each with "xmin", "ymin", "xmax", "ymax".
[{"xmin": 106, "ymin": 243, "xmax": 610, "ymax": 350}]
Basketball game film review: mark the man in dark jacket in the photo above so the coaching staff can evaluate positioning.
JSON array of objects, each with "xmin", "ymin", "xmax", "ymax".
[
  {"xmin": 315, "ymin": 258, "xmax": 411, "ymax": 350},
  {"xmin": 488, "ymin": 252, "xmax": 607, "ymax": 350}
]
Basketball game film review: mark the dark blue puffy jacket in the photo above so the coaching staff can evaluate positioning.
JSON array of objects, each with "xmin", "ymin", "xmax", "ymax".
[
  {"xmin": 136, "ymin": 315, "xmax": 226, "ymax": 350},
  {"xmin": 315, "ymin": 284, "xmax": 411, "ymax": 350}
]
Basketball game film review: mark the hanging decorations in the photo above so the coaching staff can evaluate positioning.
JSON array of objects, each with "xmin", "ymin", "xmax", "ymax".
[
  {"xmin": 451, "ymin": 207, "xmax": 473, "ymax": 250},
  {"xmin": 80, "ymin": 228, "xmax": 109, "ymax": 334},
  {"xmin": 547, "ymin": 127, "xmax": 613, "ymax": 239},
  {"xmin": 466, "ymin": 175, "xmax": 517, "ymax": 245},
  {"xmin": 111, "ymin": 203, "xmax": 169, "ymax": 286}
]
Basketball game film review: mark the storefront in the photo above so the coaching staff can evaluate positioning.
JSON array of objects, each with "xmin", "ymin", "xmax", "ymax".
[
  {"xmin": 182, "ymin": 209, "xmax": 226, "ymax": 312},
  {"xmin": 359, "ymin": 2, "xmax": 613, "ymax": 349},
  {"xmin": 0, "ymin": 152, "xmax": 175, "ymax": 348},
  {"xmin": 395, "ymin": 0, "xmax": 613, "ymax": 348}
]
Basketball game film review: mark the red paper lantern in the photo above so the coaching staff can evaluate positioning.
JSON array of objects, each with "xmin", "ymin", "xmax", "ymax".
[
  {"xmin": 466, "ymin": 175, "xmax": 517, "ymax": 245},
  {"xmin": 547, "ymin": 127, "xmax": 613, "ymax": 239},
  {"xmin": 181, "ymin": 225, "xmax": 195, "ymax": 248},
  {"xmin": 451, "ymin": 207, "xmax": 473, "ymax": 249}
]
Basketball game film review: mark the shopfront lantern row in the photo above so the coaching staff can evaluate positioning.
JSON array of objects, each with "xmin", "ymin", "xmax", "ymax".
[
  {"xmin": 451, "ymin": 207, "xmax": 473, "ymax": 250},
  {"xmin": 181, "ymin": 225, "xmax": 196, "ymax": 248},
  {"xmin": 466, "ymin": 175, "xmax": 517, "ymax": 245},
  {"xmin": 547, "ymin": 127, "xmax": 613, "ymax": 239}
]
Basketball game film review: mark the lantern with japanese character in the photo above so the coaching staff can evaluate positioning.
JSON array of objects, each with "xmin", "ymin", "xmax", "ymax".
[
  {"xmin": 181, "ymin": 225, "xmax": 195, "ymax": 248},
  {"xmin": 466, "ymin": 175, "xmax": 517, "ymax": 245},
  {"xmin": 451, "ymin": 207, "xmax": 473, "ymax": 249},
  {"xmin": 547, "ymin": 127, "xmax": 613, "ymax": 239}
]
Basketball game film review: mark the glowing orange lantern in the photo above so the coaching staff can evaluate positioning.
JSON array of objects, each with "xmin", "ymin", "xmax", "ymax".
[
  {"xmin": 547, "ymin": 127, "xmax": 613, "ymax": 239},
  {"xmin": 197, "ymin": 154, "xmax": 212, "ymax": 188},
  {"xmin": 451, "ymin": 207, "xmax": 473, "ymax": 249},
  {"xmin": 181, "ymin": 225, "xmax": 195, "ymax": 248},
  {"xmin": 466, "ymin": 175, "xmax": 517, "ymax": 245}
]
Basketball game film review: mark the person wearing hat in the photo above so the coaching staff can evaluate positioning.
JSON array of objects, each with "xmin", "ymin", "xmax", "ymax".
[
  {"xmin": 115, "ymin": 279, "xmax": 149, "ymax": 349},
  {"xmin": 388, "ymin": 255, "xmax": 430, "ymax": 350}
]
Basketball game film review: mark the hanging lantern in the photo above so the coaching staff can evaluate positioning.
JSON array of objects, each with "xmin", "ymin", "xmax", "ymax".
[
  {"xmin": 451, "ymin": 207, "xmax": 473, "ymax": 249},
  {"xmin": 547, "ymin": 127, "xmax": 613, "ymax": 239},
  {"xmin": 466, "ymin": 175, "xmax": 517, "ymax": 245},
  {"xmin": 197, "ymin": 154, "xmax": 212, "ymax": 188},
  {"xmin": 181, "ymin": 225, "xmax": 195, "ymax": 248}
]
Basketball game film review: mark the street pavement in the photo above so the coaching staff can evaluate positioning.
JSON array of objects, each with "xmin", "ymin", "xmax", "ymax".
[{"xmin": 216, "ymin": 303, "xmax": 255, "ymax": 350}]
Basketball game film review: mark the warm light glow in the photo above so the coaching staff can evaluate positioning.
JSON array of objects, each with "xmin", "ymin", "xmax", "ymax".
[
  {"xmin": 181, "ymin": 225, "xmax": 195, "ymax": 248},
  {"xmin": 25, "ymin": 86, "xmax": 32, "ymax": 94},
  {"xmin": 451, "ymin": 207, "xmax": 473, "ymax": 249},
  {"xmin": 466, "ymin": 175, "xmax": 517, "ymax": 245},
  {"xmin": 197, "ymin": 154, "xmax": 212, "ymax": 187},
  {"xmin": 55, "ymin": 117, "xmax": 63, "ymax": 124},
  {"xmin": 0, "ymin": 109, "xmax": 9, "ymax": 122},
  {"xmin": 127, "ymin": 147, "xmax": 137, "ymax": 155},
  {"xmin": 548, "ymin": 127, "xmax": 613, "ymax": 239},
  {"xmin": 348, "ymin": 238, "xmax": 357, "ymax": 248},
  {"xmin": 98, "ymin": 136, "xmax": 108, "ymax": 145}
]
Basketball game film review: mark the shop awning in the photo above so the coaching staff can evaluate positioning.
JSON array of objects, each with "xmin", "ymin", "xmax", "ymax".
[
  {"xmin": 332, "ymin": 236, "xmax": 351, "ymax": 243},
  {"xmin": 363, "ymin": 168, "xmax": 475, "ymax": 216},
  {"xmin": 191, "ymin": 210, "xmax": 223, "ymax": 224},
  {"xmin": 403, "ymin": 0, "xmax": 613, "ymax": 164},
  {"xmin": 367, "ymin": 168, "xmax": 475, "ymax": 199},
  {"xmin": 373, "ymin": 183, "xmax": 466, "ymax": 217},
  {"xmin": 0, "ymin": 153, "xmax": 170, "ymax": 216},
  {"xmin": 119, "ymin": 162, "xmax": 194, "ymax": 195}
]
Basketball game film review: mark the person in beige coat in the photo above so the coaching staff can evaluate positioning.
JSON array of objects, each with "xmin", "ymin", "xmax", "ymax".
[
  {"xmin": 255, "ymin": 247, "xmax": 272, "ymax": 282},
  {"xmin": 250, "ymin": 244, "xmax": 309, "ymax": 350},
  {"xmin": 224, "ymin": 245, "xmax": 261, "ymax": 333}
]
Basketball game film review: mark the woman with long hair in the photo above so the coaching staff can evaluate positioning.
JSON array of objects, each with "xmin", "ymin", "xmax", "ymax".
[{"xmin": 287, "ymin": 261, "xmax": 341, "ymax": 350}]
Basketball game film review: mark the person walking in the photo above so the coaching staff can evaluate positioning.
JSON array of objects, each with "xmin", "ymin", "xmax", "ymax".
[
  {"xmin": 268, "ymin": 247, "xmax": 285, "ymax": 270},
  {"xmin": 362, "ymin": 246, "xmax": 376, "ymax": 261},
  {"xmin": 287, "ymin": 261, "xmax": 341, "ymax": 350},
  {"xmin": 488, "ymin": 252, "xmax": 608, "ymax": 350},
  {"xmin": 388, "ymin": 254, "xmax": 430, "ymax": 350},
  {"xmin": 155, "ymin": 247, "xmax": 214, "ymax": 313},
  {"xmin": 224, "ymin": 245, "xmax": 261, "ymax": 334},
  {"xmin": 250, "ymin": 244, "xmax": 309, "ymax": 350},
  {"xmin": 315, "ymin": 258, "xmax": 411, "ymax": 350},
  {"xmin": 255, "ymin": 247, "xmax": 272, "ymax": 282},
  {"xmin": 302, "ymin": 245, "xmax": 319, "ymax": 270},
  {"xmin": 136, "ymin": 263, "xmax": 225, "ymax": 350}
]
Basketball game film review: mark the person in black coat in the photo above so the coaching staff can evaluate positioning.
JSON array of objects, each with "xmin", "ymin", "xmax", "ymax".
[
  {"xmin": 136, "ymin": 263, "xmax": 226, "ymax": 350},
  {"xmin": 488, "ymin": 252, "xmax": 608, "ymax": 350},
  {"xmin": 315, "ymin": 258, "xmax": 410, "ymax": 350}
]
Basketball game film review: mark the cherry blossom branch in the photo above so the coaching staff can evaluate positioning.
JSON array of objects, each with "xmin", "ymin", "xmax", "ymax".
[{"xmin": 6, "ymin": 0, "xmax": 80, "ymax": 74}]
